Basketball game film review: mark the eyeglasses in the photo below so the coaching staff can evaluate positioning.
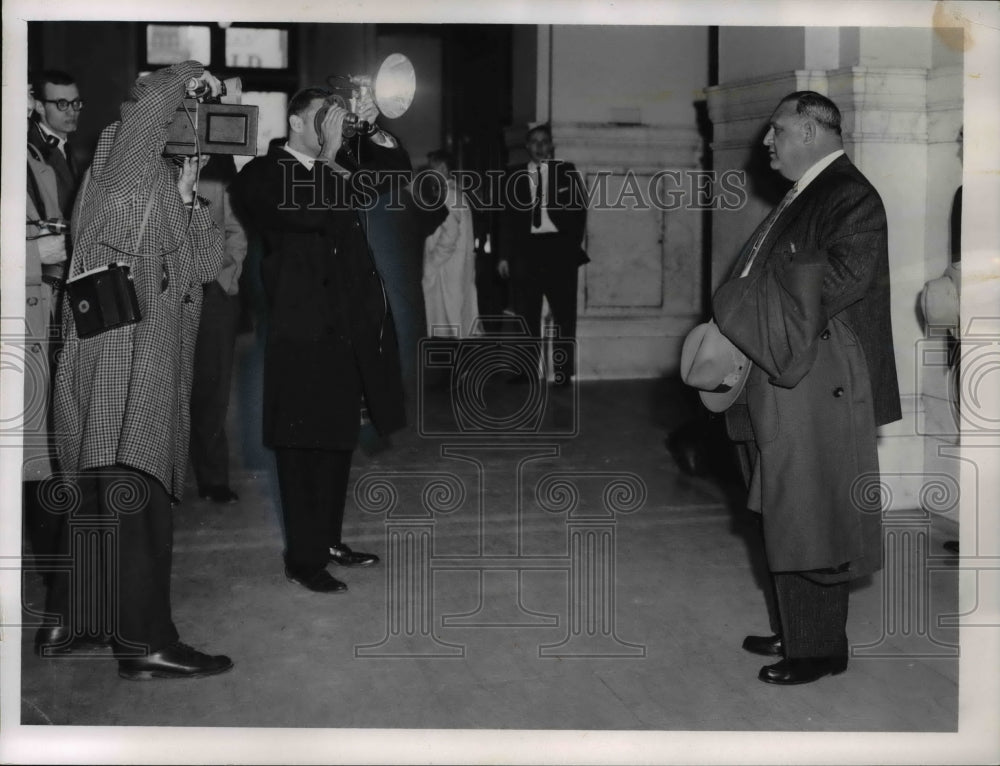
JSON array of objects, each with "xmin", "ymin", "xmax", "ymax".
[{"xmin": 39, "ymin": 98, "xmax": 84, "ymax": 112}]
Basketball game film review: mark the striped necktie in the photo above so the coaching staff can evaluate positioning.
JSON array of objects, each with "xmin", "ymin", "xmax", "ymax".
[{"xmin": 740, "ymin": 183, "xmax": 798, "ymax": 277}]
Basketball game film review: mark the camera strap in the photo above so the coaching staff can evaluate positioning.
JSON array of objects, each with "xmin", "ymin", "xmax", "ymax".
[{"xmin": 69, "ymin": 169, "xmax": 157, "ymax": 280}]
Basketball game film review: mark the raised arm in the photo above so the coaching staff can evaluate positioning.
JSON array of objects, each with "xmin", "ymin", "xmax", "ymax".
[{"xmin": 98, "ymin": 61, "xmax": 205, "ymax": 198}]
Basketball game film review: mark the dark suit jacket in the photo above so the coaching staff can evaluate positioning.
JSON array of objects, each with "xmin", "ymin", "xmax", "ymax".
[
  {"xmin": 714, "ymin": 154, "xmax": 899, "ymax": 580},
  {"xmin": 724, "ymin": 154, "xmax": 900, "ymax": 441},
  {"xmin": 499, "ymin": 160, "xmax": 588, "ymax": 268},
  {"xmin": 28, "ymin": 120, "xmax": 78, "ymax": 219},
  {"xmin": 230, "ymin": 141, "xmax": 408, "ymax": 450}
]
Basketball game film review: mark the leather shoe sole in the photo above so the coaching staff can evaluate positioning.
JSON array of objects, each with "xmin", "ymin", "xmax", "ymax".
[
  {"xmin": 285, "ymin": 567, "xmax": 348, "ymax": 593},
  {"xmin": 742, "ymin": 633, "xmax": 783, "ymax": 657},
  {"xmin": 118, "ymin": 641, "xmax": 233, "ymax": 680},
  {"xmin": 758, "ymin": 656, "xmax": 848, "ymax": 685}
]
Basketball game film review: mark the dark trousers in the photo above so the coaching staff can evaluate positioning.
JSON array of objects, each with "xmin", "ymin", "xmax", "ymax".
[
  {"xmin": 274, "ymin": 448, "xmax": 353, "ymax": 574},
  {"xmin": 738, "ymin": 442, "xmax": 850, "ymax": 660},
  {"xmin": 510, "ymin": 235, "xmax": 579, "ymax": 381},
  {"xmin": 773, "ymin": 572, "xmax": 849, "ymax": 659},
  {"xmin": 47, "ymin": 466, "xmax": 178, "ymax": 654},
  {"xmin": 190, "ymin": 283, "xmax": 242, "ymax": 490}
]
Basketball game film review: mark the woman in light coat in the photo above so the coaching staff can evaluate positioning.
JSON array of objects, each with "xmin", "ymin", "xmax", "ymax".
[{"xmin": 422, "ymin": 151, "xmax": 478, "ymax": 338}]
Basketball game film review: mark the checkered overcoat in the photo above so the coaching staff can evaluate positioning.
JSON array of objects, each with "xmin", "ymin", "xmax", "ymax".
[{"xmin": 53, "ymin": 62, "xmax": 223, "ymax": 500}]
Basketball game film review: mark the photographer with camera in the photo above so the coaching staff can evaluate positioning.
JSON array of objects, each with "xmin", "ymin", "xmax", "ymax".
[
  {"xmin": 43, "ymin": 62, "xmax": 233, "ymax": 680},
  {"xmin": 230, "ymin": 86, "xmax": 409, "ymax": 594}
]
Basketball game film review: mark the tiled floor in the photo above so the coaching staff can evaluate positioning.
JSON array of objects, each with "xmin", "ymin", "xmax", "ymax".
[{"xmin": 18, "ymin": 350, "xmax": 960, "ymax": 736}]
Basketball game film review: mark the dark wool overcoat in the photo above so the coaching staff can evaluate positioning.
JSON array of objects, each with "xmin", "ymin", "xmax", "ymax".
[
  {"xmin": 54, "ymin": 62, "xmax": 224, "ymax": 500},
  {"xmin": 230, "ymin": 142, "xmax": 408, "ymax": 450},
  {"xmin": 716, "ymin": 155, "xmax": 900, "ymax": 582}
]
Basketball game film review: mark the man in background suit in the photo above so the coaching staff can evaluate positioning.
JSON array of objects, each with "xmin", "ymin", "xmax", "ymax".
[
  {"xmin": 498, "ymin": 123, "xmax": 588, "ymax": 386},
  {"xmin": 29, "ymin": 70, "xmax": 82, "ymax": 219},
  {"xmin": 713, "ymin": 91, "xmax": 900, "ymax": 685}
]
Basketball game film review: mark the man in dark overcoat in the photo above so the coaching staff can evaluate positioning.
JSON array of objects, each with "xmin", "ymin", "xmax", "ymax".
[
  {"xmin": 230, "ymin": 88, "xmax": 408, "ymax": 594},
  {"xmin": 497, "ymin": 123, "xmax": 588, "ymax": 385},
  {"xmin": 714, "ymin": 91, "xmax": 901, "ymax": 685},
  {"xmin": 47, "ymin": 62, "xmax": 232, "ymax": 679}
]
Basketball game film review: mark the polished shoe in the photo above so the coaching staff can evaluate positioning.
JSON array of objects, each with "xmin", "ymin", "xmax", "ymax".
[
  {"xmin": 285, "ymin": 566, "xmax": 348, "ymax": 593},
  {"xmin": 742, "ymin": 633, "xmax": 783, "ymax": 657},
  {"xmin": 198, "ymin": 485, "xmax": 239, "ymax": 504},
  {"xmin": 118, "ymin": 640, "xmax": 233, "ymax": 680},
  {"xmin": 34, "ymin": 625, "xmax": 109, "ymax": 657},
  {"xmin": 758, "ymin": 656, "xmax": 848, "ymax": 685},
  {"xmin": 329, "ymin": 543, "xmax": 379, "ymax": 568}
]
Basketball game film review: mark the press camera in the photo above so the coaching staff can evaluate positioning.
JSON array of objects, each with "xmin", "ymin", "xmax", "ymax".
[
  {"xmin": 164, "ymin": 77, "xmax": 258, "ymax": 156},
  {"xmin": 314, "ymin": 53, "xmax": 416, "ymax": 145}
]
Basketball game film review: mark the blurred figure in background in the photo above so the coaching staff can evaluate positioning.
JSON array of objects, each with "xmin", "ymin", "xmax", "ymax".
[
  {"xmin": 422, "ymin": 150, "xmax": 478, "ymax": 339},
  {"xmin": 29, "ymin": 69, "xmax": 83, "ymax": 222},
  {"xmin": 189, "ymin": 154, "xmax": 248, "ymax": 504},
  {"xmin": 23, "ymin": 81, "xmax": 69, "ymax": 565}
]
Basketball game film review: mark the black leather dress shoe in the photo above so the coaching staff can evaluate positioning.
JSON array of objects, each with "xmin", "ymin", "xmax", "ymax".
[
  {"xmin": 742, "ymin": 633, "xmax": 783, "ymax": 656},
  {"xmin": 198, "ymin": 485, "xmax": 239, "ymax": 504},
  {"xmin": 758, "ymin": 656, "xmax": 848, "ymax": 685},
  {"xmin": 285, "ymin": 566, "xmax": 348, "ymax": 593},
  {"xmin": 35, "ymin": 625, "xmax": 109, "ymax": 656},
  {"xmin": 329, "ymin": 543, "xmax": 379, "ymax": 568},
  {"xmin": 118, "ymin": 641, "xmax": 233, "ymax": 680}
]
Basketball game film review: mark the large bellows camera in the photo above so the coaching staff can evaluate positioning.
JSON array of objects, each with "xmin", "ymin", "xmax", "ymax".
[{"xmin": 164, "ymin": 77, "xmax": 259, "ymax": 156}]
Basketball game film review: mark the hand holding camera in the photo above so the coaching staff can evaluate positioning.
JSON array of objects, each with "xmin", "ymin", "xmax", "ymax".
[
  {"xmin": 185, "ymin": 71, "xmax": 223, "ymax": 100},
  {"xmin": 176, "ymin": 155, "xmax": 210, "ymax": 204},
  {"xmin": 36, "ymin": 230, "xmax": 68, "ymax": 265},
  {"xmin": 316, "ymin": 101, "xmax": 349, "ymax": 160},
  {"xmin": 354, "ymin": 89, "xmax": 380, "ymax": 128}
]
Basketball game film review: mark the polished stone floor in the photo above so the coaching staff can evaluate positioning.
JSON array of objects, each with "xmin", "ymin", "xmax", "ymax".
[{"xmin": 17, "ymin": 340, "xmax": 961, "ymax": 739}]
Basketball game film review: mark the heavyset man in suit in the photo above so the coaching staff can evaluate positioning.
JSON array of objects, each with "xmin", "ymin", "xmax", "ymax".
[
  {"xmin": 230, "ymin": 87, "xmax": 408, "ymax": 594},
  {"xmin": 713, "ymin": 91, "xmax": 900, "ymax": 685},
  {"xmin": 498, "ymin": 124, "xmax": 588, "ymax": 386}
]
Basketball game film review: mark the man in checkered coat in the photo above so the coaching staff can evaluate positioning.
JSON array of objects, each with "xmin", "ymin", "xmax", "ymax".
[{"xmin": 41, "ymin": 62, "xmax": 233, "ymax": 680}]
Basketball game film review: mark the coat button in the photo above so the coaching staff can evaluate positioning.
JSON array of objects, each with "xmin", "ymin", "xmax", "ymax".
[
  {"xmin": 183, "ymin": 294, "xmax": 193, "ymax": 303},
  {"xmin": 832, "ymin": 386, "xmax": 844, "ymax": 398},
  {"xmin": 27, "ymin": 297, "xmax": 39, "ymax": 306},
  {"xmin": 31, "ymin": 343, "xmax": 41, "ymax": 353},
  {"xmin": 820, "ymin": 329, "xmax": 831, "ymax": 340}
]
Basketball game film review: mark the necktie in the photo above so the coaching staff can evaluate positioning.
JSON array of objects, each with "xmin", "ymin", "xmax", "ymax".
[
  {"xmin": 740, "ymin": 183, "xmax": 797, "ymax": 277},
  {"xmin": 64, "ymin": 140, "xmax": 77, "ymax": 182},
  {"xmin": 531, "ymin": 163, "xmax": 543, "ymax": 228}
]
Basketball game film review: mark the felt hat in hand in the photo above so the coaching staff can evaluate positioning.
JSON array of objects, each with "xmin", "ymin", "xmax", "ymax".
[{"xmin": 680, "ymin": 321, "xmax": 750, "ymax": 413}]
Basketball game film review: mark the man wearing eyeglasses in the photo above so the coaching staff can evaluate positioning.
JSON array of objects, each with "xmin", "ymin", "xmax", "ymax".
[{"xmin": 29, "ymin": 70, "xmax": 82, "ymax": 219}]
